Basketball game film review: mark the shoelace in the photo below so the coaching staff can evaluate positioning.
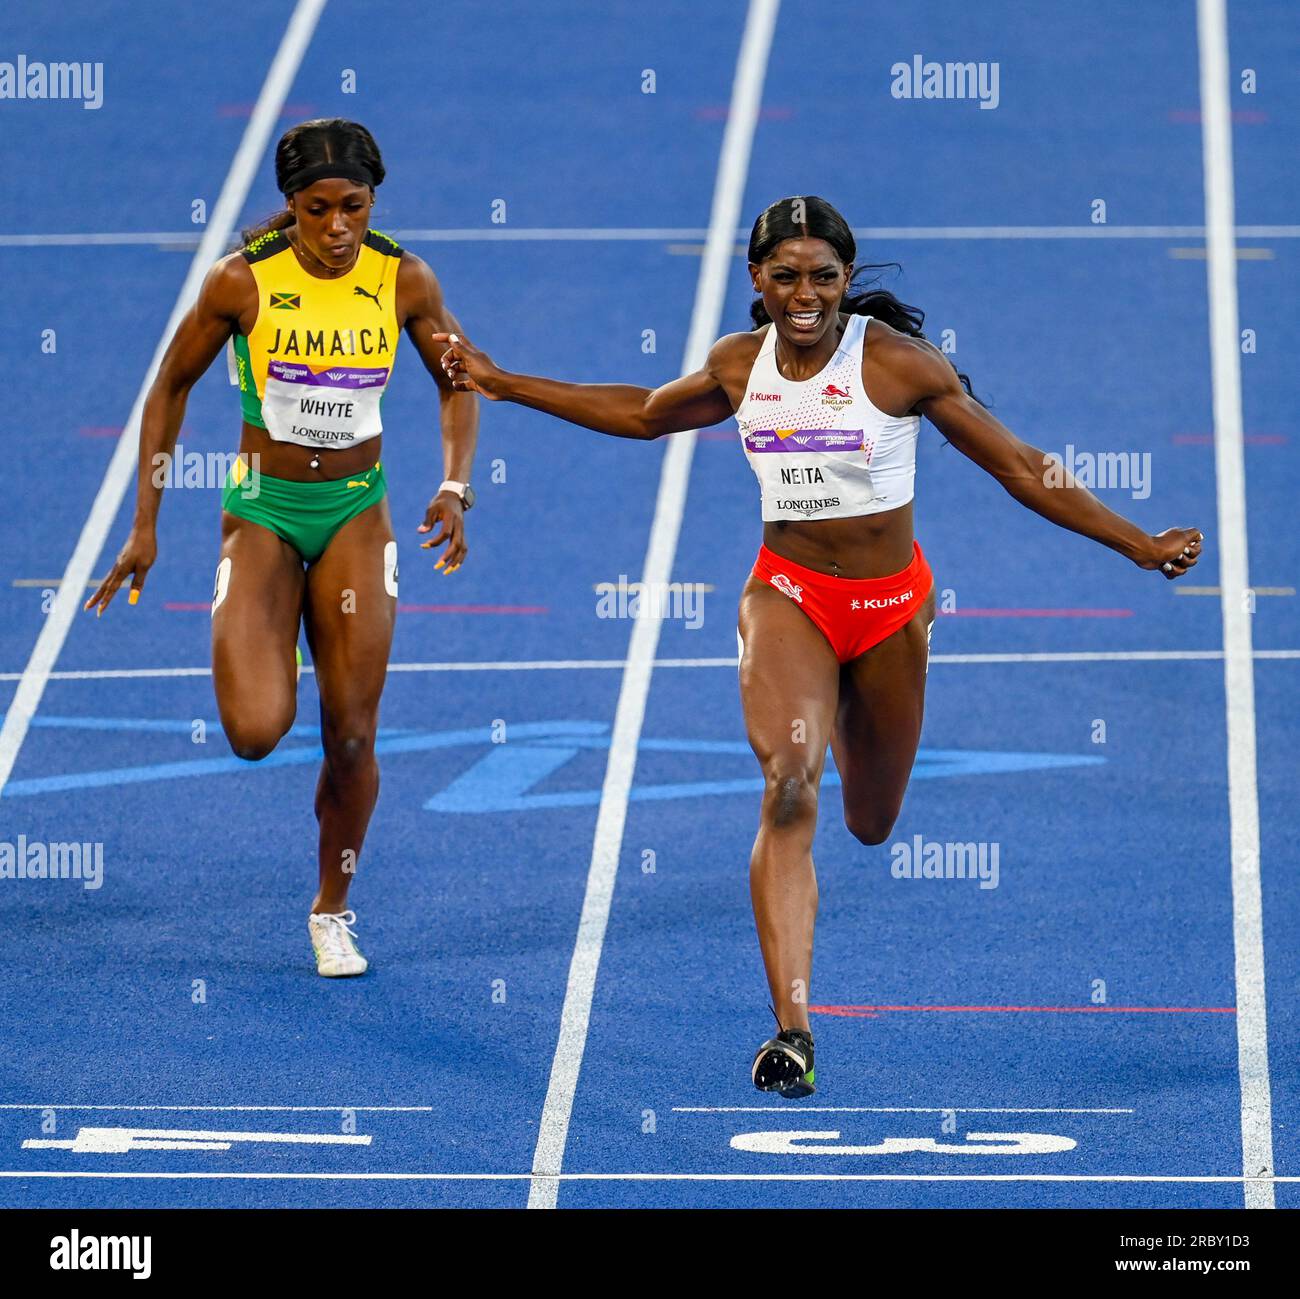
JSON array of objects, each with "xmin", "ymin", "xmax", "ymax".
[
  {"xmin": 313, "ymin": 910, "xmax": 360, "ymax": 956},
  {"xmin": 767, "ymin": 1003, "xmax": 813, "ymax": 1048}
]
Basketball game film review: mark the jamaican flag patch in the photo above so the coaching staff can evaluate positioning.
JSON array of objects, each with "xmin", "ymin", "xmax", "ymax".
[{"xmin": 269, "ymin": 292, "xmax": 301, "ymax": 310}]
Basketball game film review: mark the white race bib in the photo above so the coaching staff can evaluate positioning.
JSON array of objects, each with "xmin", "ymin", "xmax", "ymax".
[{"xmin": 260, "ymin": 360, "xmax": 388, "ymax": 448}]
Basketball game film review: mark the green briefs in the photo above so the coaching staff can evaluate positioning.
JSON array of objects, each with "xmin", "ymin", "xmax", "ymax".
[{"xmin": 222, "ymin": 458, "xmax": 387, "ymax": 563}]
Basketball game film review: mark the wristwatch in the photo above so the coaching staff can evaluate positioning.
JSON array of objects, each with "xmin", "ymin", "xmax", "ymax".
[{"xmin": 439, "ymin": 479, "xmax": 475, "ymax": 510}]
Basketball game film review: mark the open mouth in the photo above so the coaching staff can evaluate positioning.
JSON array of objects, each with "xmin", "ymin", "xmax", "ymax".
[{"xmin": 785, "ymin": 309, "xmax": 823, "ymax": 332}]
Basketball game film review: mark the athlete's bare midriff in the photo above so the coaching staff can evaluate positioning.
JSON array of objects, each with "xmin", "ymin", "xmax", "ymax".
[
  {"xmin": 237, "ymin": 421, "xmax": 382, "ymax": 482},
  {"xmin": 716, "ymin": 316, "xmax": 919, "ymax": 580},
  {"xmin": 763, "ymin": 503, "xmax": 915, "ymax": 579}
]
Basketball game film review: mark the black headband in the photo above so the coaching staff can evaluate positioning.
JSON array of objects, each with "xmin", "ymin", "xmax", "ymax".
[{"xmin": 281, "ymin": 161, "xmax": 377, "ymax": 196}]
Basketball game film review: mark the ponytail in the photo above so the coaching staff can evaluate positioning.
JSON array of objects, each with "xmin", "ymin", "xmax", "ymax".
[{"xmin": 238, "ymin": 207, "xmax": 295, "ymax": 248}]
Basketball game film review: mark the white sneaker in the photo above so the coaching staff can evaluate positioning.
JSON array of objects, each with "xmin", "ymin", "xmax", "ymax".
[{"xmin": 308, "ymin": 910, "xmax": 368, "ymax": 977}]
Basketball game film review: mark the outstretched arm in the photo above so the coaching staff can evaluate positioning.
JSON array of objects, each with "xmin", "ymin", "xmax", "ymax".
[
  {"xmin": 894, "ymin": 335, "xmax": 1203, "ymax": 578},
  {"xmin": 432, "ymin": 331, "xmax": 737, "ymax": 440},
  {"xmin": 84, "ymin": 255, "xmax": 247, "ymax": 615}
]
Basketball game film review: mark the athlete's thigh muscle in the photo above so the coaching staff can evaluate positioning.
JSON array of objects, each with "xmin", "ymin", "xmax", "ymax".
[
  {"xmin": 830, "ymin": 586, "xmax": 935, "ymax": 815},
  {"xmin": 303, "ymin": 499, "xmax": 397, "ymax": 723},
  {"xmin": 211, "ymin": 512, "xmax": 305, "ymax": 740},
  {"xmin": 738, "ymin": 576, "xmax": 841, "ymax": 779}
]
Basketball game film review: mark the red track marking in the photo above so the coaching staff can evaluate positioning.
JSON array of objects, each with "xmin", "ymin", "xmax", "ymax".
[
  {"xmin": 397, "ymin": 604, "xmax": 549, "ymax": 614},
  {"xmin": 1168, "ymin": 109, "xmax": 1268, "ymax": 124},
  {"xmin": 80, "ymin": 426, "xmax": 204, "ymax": 439},
  {"xmin": 937, "ymin": 608, "xmax": 1134, "ymax": 618},
  {"xmin": 1174, "ymin": 432, "xmax": 1286, "ymax": 446},
  {"xmin": 694, "ymin": 104, "xmax": 793, "ymax": 121},
  {"xmin": 811, "ymin": 1004, "xmax": 1236, "ymax": 1017},
  {"xmin": 163, "ymin": 602, "xmax": 549, "ymax": 614},
  {"xmin": 218, "ymin": 101, "xmax": 316, "ymax": 119}
]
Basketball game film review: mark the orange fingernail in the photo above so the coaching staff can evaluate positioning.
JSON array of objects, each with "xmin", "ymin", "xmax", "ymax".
[
  {"xmin": 128, "ymin": 590, "xmax": 139, "ymax": 606},
  {"xmin": 434, "ymin": 558, "xmax": 445, "ymax": 570}
]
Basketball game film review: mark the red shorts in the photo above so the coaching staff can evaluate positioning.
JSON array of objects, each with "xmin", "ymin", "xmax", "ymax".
[{"xmin": 751, "ymin": 540, "xmax": 934, "ymax": 664}]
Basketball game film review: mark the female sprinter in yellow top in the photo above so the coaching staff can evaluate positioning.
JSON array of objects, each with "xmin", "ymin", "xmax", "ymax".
[
  {"xmin": 85, "ymin": 119, "xmax": 479, "ymax": 978},
  {"xmin": 433, "ymin": 195, "xmax": 1203, "ymax": 1096}
]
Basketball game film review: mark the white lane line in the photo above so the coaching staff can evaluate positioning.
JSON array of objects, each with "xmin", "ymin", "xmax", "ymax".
[
  {"xmin": 4, "ymin": 224, "xmax": 1297, "ymax": 247},
  {"xmin": 1170, "ymin": 246, "xmax": 1274, "ymax": 260},
  {"xmin": 0, "ymin": 1171, "xmax": 1295, "ymax": 1183},
  {"xmin": 387, "ymin": 658, "xmax": 665, "ymax": 672},
  {"xmin": 0, "ymin": 0, "xmax": 329, "ymax": 797},
  {"xmin": 25, "ymin": 1129, "xmax": 371, "ymax": 1152},
  {"xmin": 5, "ymin": 649, "xmax": 1299, "ymax": 682},
  {"xmin": 673, "ymin": 1107, "xmax": 1135, "ymax": 1115},
  {"xmin": 849, "ymin": 224, "xmax": 1299, "ymax": 240},
  {"xmin": 0, "ymin": 233, "xmax": 210, "ymax": 247},
  {"xmin": 1198, "ymin": 0, "xmax": 1274, "ymax": 1212},
  {"xmin": 395, "ymin": 227, "xmax": 710, "ymax": 241},
  {"xmin": 933, "ymin": 650, "xmax": 1295, "ymax": 662},
  {"xmin": 0, "ymin": 668, "xmax": 217, "ymax": 682},
  {"xmin": 391, "ymin": 224, "xmax": 1300, "ymax": 243},
  {"xmin": 1177, "ymin": 586, "xmax": 1295, "ymax": 596},
  {"xmin": 0, "ymin": 1104, "xmax": 432, "ymax": 1112},
  {"xmin": 525, "ymin": 0, "xmax": 780, "ymax": 1212}
]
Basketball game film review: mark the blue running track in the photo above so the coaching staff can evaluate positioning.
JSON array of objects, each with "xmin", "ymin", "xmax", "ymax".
[{"xmin": 0, "ymin": 0, "xmax": 1296, "ymax": 1208}]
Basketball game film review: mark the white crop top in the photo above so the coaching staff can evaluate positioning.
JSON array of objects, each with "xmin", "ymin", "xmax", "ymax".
[{"xmin": 734, "ymin": 315, "xmax": 920, "ymax": 522}]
